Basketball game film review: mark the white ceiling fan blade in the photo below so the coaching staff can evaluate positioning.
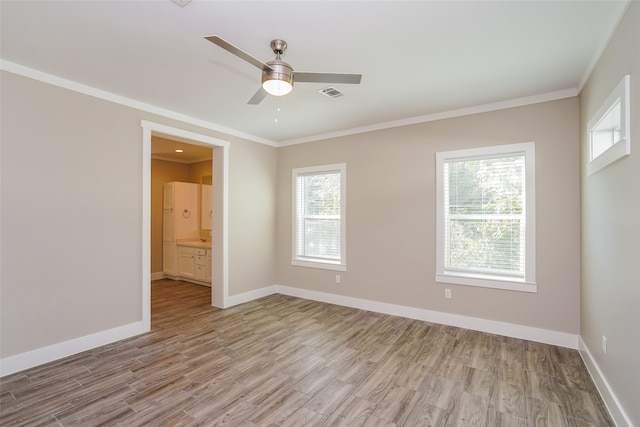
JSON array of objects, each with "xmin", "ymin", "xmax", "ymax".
[
  {"xmin": 294, "ymin": 72, "xmax": 362, "ymax": 84},
  {"xmin": 205, "ymin": 35, "xmax": 272, "ymax": 71},
  {"xmin": 247, "ymin": 87, "xmax": 268, "ymax": 105}
]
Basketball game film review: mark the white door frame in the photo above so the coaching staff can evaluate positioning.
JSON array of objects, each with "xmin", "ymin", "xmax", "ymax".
[{"xmin": 141, "ymin": 120, "xmax": 230, "ymax": 330}]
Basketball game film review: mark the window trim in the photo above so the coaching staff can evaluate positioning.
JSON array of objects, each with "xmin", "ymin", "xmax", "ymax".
[
  {"xmin": 587, "ymin": 74, "xmax": 631, "ymax": 176},
  {"xmin": 292, "ymin": 163, "xmax": 346, "ymax": 271},
  {"xmin": 435, "ymin": 142, "xmax": 537, "ymax": 293}
]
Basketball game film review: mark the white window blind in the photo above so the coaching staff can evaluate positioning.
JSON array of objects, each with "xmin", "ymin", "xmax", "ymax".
[
  {"xmin": 444, "ymin": 154, "xmax": 525, "ymax": 278},
  {"xmin": 292, "ymin": 164, "xmax": 346, "ymax": 270},
  {"xmin": 436, "ymin": 142, "xmax": 536, "ymax": 292}
]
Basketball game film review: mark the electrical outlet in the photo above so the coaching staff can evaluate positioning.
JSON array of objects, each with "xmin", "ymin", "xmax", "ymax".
[
  {"xmin": 445, "ymin": 288, "xmax": 452, "ymax": 299},
  {"xmin": 336, "ymin": 274, "xmax": 341, "ymax": 284},
  {"xmin": 602, "ymin": 336, "xmax": 607, "ymax": 354}
]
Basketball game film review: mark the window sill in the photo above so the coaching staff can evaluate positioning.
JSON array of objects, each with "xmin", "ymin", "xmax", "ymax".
[
  {"xmin": 292, "ymin": 259, "xmax": 346, "ymax": 272},
  {"xmin": 436, "ymin": 274, "xmax": 537, "ymax": 293},
  {"xmin": 587, "ymin": 138, "xmax": 630, "ymax": 176}
]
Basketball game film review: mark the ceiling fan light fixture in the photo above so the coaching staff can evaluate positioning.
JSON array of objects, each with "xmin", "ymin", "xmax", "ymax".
[
  {"xmin": 262, "ymin": 78, "xmax": 292, "ymax": 96},
  {"xmin": 262, "ymin": 61, "xmax": 294, "ymax": 96}
]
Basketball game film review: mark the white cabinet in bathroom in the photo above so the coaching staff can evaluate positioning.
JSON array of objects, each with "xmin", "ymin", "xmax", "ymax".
[
  {"xmin": 163, "ymin": 242, "xmax": 175, "ymax": 276},
  {"xmin": 162, "ymin": 181, "xmax": 213, "ymax": 286},
  {"xmin": 176, "ymin": 245, "xmax": 212, "ymax": 285},
  {"xmin": 163, "ymin": 182, "xmax": 198, "ymax": 277},
  {"xmin": 178, "ymin": 246, "xmax": 196, "ymax": 279},
  {"xmin": 162, "ymin": 183, "xmax": 175, "ymax": 276},
  {"xmin": 194, "ymin": 248, "xmax": 210, "ymax": 282}
]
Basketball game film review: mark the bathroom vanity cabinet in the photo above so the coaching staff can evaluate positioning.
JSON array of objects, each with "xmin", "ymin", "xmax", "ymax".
[
  {"xmin": 195, "ymin": 248, "xmax": 212, "ymax": 283},
  {"xmin": 177, "ymin": 244, "xmax": 212, "ymax": 286},
  {"xmin": 162, "ymin": 181, "xmax": 212, "ymax": 286}
]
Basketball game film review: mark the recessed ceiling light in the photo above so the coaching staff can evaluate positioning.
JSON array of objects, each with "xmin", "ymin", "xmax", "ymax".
[{"xmin": 175, "ymin": 149, "xmax": 184, "ymax": 153}]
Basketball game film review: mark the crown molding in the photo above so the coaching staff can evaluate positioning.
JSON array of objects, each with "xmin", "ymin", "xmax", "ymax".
[
  {"xmin": 2, "ymin": 59, "xmax": 579, "ymax": 149},
  {"xmin": 0, "ymin": 60, "xmax": 277, "ymax": 147},
  {"xmin": 278, "ymin": 88, "xmax": 578, "ymax": 147}
]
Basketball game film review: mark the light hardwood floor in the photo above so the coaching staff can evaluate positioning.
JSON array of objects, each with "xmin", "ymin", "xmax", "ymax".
[{"xmin": 1, "ymin": 280, "xmax": 613, "ymax": 426}]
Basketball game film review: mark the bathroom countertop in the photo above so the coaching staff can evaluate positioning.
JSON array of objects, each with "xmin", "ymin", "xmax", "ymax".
[{"xmin": 176, "ymin": 240, "xmax": 212, "ymax": 249}]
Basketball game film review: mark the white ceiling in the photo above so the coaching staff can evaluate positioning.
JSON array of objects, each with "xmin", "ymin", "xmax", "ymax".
[{"xmin": 0, "ymin": 1, "xmax": 630, "ymax": 146}]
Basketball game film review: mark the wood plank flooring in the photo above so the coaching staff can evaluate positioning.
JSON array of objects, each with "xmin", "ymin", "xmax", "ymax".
[{"xmin": 1, "ymin": 280, "xmax": 613, "ymax": 426}]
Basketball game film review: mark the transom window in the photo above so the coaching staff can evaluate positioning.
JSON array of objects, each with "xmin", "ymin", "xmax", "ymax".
[
  {"xmin": 292, "ymin": 164, "xmax": 346, "ymax": 271},
  {"xmin": 436, "ymin": 142, "xmax": 536, "ymax": 292},
  {"xmin": 587, "ymin": 74, "xmax": 631, "ymax": 176}
]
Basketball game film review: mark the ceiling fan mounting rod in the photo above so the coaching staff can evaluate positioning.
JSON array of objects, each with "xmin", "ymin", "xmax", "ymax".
[{"xmin": 270, "ymin": 39, "xmax": 287, "ymax": 55}]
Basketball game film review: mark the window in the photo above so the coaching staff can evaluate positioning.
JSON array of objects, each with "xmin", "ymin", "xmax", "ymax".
[
  {"xmin": 292, "ymin": 164, "xmax": 346, "ymax": 271},
  {"xmin": 588, "ymin": 75, "xmax": 631, "ymax": 176},
  {"xmin": 436, "ymin": 142, "xmax": 536, "ymax": 292}
]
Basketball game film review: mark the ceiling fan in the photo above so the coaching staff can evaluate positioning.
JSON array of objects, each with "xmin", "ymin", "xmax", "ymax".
[{"xmin": 205, "ymin": 35, "xmax": 362, "ymax": 105}]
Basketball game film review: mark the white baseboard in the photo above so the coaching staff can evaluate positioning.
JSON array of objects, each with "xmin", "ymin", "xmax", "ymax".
[
  {"xmin": 0, "ymin": 283, "xmax": 579, "ymax": 381},
  {"xmin": 0, "ymin": 321, "xmax": 148, "ymax": 377},
  {"xmin": 150, "ymin": 271, "xmax": 165, "ymax": 281},
  {"xmin": 274, "ymin": 285, "xmax": 579, "ymax": 349},
  {"xmin": 225, "ymin": 285, "xmax": 278, "ymax": 308},
  {"xmin": 222, "ymin": 284, "xmax": 578, "ymax": 348},
  {"xmin": 579, "ymin": 337, "xmax": 634, "ymax": 427},
  {"xmin": 152, "ymin": 274, "xmax": 212, "ymax": 288}
]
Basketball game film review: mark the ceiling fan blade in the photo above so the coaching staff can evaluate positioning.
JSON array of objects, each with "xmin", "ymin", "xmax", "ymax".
[
  {"xmin": 204, "ymin": 35, "xmax": 271, "ymax": 71},
  {"xmin": 247, "ymin": 87, "xmax": 268, "ymax": 105},
  {"xmin": 294, "ymin": 72, "xmax": 362, "ymax": 84}
]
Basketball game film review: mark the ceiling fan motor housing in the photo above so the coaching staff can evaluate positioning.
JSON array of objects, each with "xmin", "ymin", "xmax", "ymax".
[{"xmin": 262, "ymin": 60, "xmax": 294, "ymax": 86}]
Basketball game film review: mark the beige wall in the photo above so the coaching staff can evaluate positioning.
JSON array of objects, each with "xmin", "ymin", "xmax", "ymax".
[
  {"xmin": 228, "ymin": 139, "xmax": 278, "ymax": 295},
  {"xmin": 188, "ymin": 159, "xmax": 213, "ymax": 185},
  {"xmin": 579, "ymin": 2, "xmax": 640, "ymax": 425},
  {"xmin": 277, "ymin": 98, "xmax": 581, "ymax": 334},
  {"xmin": 0, "ymin": 71, "xmax": 277, "ymax": 359}
]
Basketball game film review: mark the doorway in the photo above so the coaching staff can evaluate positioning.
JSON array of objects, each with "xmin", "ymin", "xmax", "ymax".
[
  {"xmin": 141, "ymin": 120, "xmax": 229, "ymax": 331},
  {"xmin": 150, "ymin": 137, "xmax": 212, "ymax": 282}
]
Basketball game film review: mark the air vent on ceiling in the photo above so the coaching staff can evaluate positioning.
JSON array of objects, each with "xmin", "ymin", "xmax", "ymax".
[{"xmin": 319, "ymin": 86, "xmax": 344, "ymax": 99}]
